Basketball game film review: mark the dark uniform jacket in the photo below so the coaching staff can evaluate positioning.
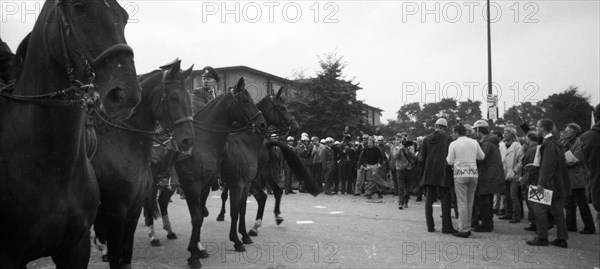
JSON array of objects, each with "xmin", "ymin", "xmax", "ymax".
[
  {"xmin": 192, "ymin": 87, "xmax": 215, "ymax": 114},
  {"xmin": 563, "ymin": 137, "xmax": 587, "ymax": 189},
  {"xmin": 420, "ymin": 130, "xmax": 453, "ymax": 187},
  {"xmin": 538, "ymin": 135, "xmax": 571, "ymax": 199},
  {"xmin": 580, "ymin": 124, "xmax": 600, "ymax": 211},
  {"xmin": 476, "ymin": 135, "xmax": 506, "ymax": 195}
]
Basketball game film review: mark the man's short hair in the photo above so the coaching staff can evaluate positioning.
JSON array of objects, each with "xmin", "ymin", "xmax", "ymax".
[
  {"xmin": 594, "ymin": 103, "xmax": 600, "ymax": 121},
  {"xmin": 538, "ymin": 118, "xmax": 554, "ymax": 132},
  {"xmin": 453, "ymin": 124, "xmax": 466, "ymax": 136},
  {"xmin": 526, "ymin": 131, "xmax": 539, "ymax": 142}
]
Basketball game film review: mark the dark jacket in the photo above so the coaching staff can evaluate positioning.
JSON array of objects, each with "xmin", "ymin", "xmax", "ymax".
[
  {"xmin": 580, "ymin": 124, "xmax": 600, "ymax": 211},
  {"xmin": 520, "ymin": 142, "xmax": 539, "ymax": 186},
  {"xmin": 563, "ymin": 137, "xmax": 587, "ymax": 189},
  {"xmin": 359, "ymin": 146, "xmax": 383, "ymax": 166},
  {"xmin": 420, "ymin": 130, "xmax": 453, "ymax": 187},
  {"xmin": 538, "ymin": 135, "xmax": 571, "ymax": 199},
  {"xmin": 338, "ymin": 146, "xmax": 356, "ymax": 179},
  {"xmin": 476, "ymin": 135, "xmax": 506, "ymax": 195}
]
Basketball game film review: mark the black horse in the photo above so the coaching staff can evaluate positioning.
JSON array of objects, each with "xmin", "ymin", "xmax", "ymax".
[
  {"xmin": 175, "ymin": 78, "xmax": 267, "ymax": 268},
  {"xmin": 0, "ymin": 0, "xmax": 141, "ymax": 268},
  {"xmin": 92, "ymin": 59, "xmax": 195, "ymax": 269},
  {"xmin": 216, "ymin": 88, "xmax": 321, "ymax": 250}
]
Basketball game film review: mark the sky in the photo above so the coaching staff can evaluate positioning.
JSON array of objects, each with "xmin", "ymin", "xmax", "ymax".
[{"xmin": 2, "ymin": 0, "xmax": 599, "ymax": 123}]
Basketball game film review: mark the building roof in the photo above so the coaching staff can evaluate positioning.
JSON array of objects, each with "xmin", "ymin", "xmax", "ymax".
[
  {"xmin": 191, "ymin": 65, "xmax": 295, "ymax": 85},
  {"xmin": 359, "ymin": 102, "xmax": 384, "ymax": 112}
]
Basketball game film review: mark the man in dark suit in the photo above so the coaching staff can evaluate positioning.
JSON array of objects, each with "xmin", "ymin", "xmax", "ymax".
[
  {"xmin": 526, "ymin": 119, "xmax": 571, "ymax": 248},
  {"xmin": 580, "ymin": 104, "xmax": 600, "ymax": 242},
  {"xmin": 421, "ymin": 118, "xmax": 456, "ymax": 233}
]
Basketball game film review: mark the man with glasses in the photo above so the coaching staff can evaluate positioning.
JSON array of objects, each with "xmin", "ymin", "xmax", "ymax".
[{"xmin": 526, "ymin": 119, "xmax": 570, "ymax": 248}]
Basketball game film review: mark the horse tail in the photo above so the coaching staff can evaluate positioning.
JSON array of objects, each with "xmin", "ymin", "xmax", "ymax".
[{"xmin": 265, "ymin": 141, "xmax": 321, "ymax": 196}]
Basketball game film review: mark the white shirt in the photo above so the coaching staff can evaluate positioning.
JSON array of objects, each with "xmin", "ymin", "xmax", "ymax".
[{"xmin": 447, "ymin": 136, "xmax": 485, "ymax": 178}]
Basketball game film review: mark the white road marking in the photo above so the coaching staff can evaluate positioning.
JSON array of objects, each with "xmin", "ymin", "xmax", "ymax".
[
  {"xmin": 328, "ymin": 211, "xmax": 344, "ymax": 214},
  {"xmin": 296, "ymin": 220, "xmax": 314, "ymax": 224},
  {"xmin": 314, "ymin": 206, "xmax": 326, "ymax": 209}
]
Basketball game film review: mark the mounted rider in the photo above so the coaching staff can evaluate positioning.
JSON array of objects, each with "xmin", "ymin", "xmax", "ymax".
[{"xmin": 192, "ymin": 66, "xmax": 220, "ymax": 114}]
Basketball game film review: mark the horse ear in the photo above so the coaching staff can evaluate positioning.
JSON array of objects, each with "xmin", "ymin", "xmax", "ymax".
[
  {"xmin": 234, "ymin": 77, "xmax": 245, "ymax": 93},
  {"xmin": 275, "ymin": 86, "xmax": 285, "ymax": 99},
  {"xmin": 182, "ymin": 64, "xmax": 194, "ymax": 80}
]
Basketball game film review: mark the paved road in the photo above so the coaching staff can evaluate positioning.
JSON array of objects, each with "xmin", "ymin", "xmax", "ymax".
[{"xmin": 28, "ymin": 191, "xmax": 599, "ymax": 268}]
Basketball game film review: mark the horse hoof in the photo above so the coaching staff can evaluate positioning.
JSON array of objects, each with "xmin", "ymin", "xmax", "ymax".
[
  {"xmin": 122, "ymin": 264, "xmax": 132, "ymax": 269},
  {"xmin": 248, "ymin": 230, "xmax": 258, "ymax": 236},
  {"xmin": 199, "ymin": 249, "xmax": 209, "ymax": 259},
  {"xmin": 101, "ymin": 254, "xmax": 108, "ymax": 262},
  {"xmin": 187, "ymin": 258, "xmax": 202, "ymax": 268},
  {"xmin": 276, "ymin": 216, "xmax": 284, "ymax": 225},
  {"xmin": 167, "ymin": 232, "xmax": 177, "ymax": 240},
  {"xmin": 216, "ymin": 214, "xmax": 225, "ymax": 222},
  {"xmin": 234, "ymin": 243, "xmax": 246, "ymax": 252},
  {"xmin": 150, "ymin": 239, "xmax": 161, "ymax": 247},
  {"xmin": 242, "ymin": 237, "xmax": 253, "ymax": 244}
]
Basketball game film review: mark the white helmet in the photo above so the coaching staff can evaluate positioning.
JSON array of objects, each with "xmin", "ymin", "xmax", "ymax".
[
  {"xmin": 326, "ymin": 137, "xmax": 334, "ymax": 143},
  {"xmin": 300, "ymin": 136, "xmax": 309, "ymax": 141},
  {"xmin": 320, "ymin": 139, "xmax": 326, "ymax": 143},
  {"xmin": 377, "ymin": 135, "xmax": 384, "ymax": 141},
  {"xmin": 334, "ymin": 141, "xmax": 341, "ymax": 145},
  {"xmin": 301, "ymin": 132, "xmax": 309, "ymax": 137},
  {"xmin": 435, "ymin": 118, "xmax": 448, "ymax": 127},
  {"xmin": 473, "ymin": 119, "xmax": 489, "ymax": 129},
  {"xmin": 287, "ymin": 136, "xmax": 294, "ymax": 141}
]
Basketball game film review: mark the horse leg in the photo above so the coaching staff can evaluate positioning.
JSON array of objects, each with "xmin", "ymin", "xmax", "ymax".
[
  {"xmin": 144, "ymin": 185, "xmax": 161, "ymax": 247},
  {"xmin": 104, "ymin": 207, "xmax": 128, "ymax": 269},
  {"xmin": 270, "ymin": 179, "xmax": 284, "ymax": 225},
  {"xmin": 93, "ymin": 210, "xmax": 109, "ymax": 262},
  {"xmin": 217, "ymin": 186, "xmax": 229, "ymax": 221},
  {"xmin": 51, "ymin": 230, "xmax": 91, "ymax": 269},
  {"xmin": 184, "ymin": 190, "xmax": 203, "ymax": 268},
  {"xmin": 239, "ymin": 184, "xmax": 252, "ymax": 244},
  {"xmin": 228, "ymin": 182, "xmax": 245, "ymax": 252},
  {"xmin": 120, "ymin": 203, "xmax": 144, "ymax": 269},
  {"xmin": 159, "ymin": 187, "xmax": 177, "ymax": 239},
  {"xmin": 248, "ymin": 181, "xmax": 267, "ymax": 236}
]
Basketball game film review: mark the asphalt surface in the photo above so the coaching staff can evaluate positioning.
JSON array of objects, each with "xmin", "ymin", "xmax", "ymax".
[{"xmin": 28, "ymin": 191, "xmax": 599, "ymax": 268}]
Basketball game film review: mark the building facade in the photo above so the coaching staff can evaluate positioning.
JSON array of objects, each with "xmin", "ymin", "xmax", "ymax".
[{"xmin": 185, "ymin": 65, "xmax": 382, "ymax": 127}]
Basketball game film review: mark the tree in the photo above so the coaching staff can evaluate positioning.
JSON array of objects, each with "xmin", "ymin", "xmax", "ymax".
[
  {"xmin": 503, "ymin": 101, "xmax": 545, "ymax": 131},
  {"xmin": 287, "ymin": 52, "xmax": 363, "ymax": 139},
  {"xmin": 539, "ymin": 86, "xmax": 593, "ymax": 132}
]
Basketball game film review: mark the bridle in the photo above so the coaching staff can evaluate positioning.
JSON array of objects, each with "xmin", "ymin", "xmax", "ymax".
[
  {"xmin": 192, "ymin": 90, "xmax": 263, "ymax": 134},
  {"xmin": 159, "ymin": 70, "xmax": 194, "ymax": 134},
  {"xmin": 260, "ymin": 97, "xmax": 295, "ymax": 138},
  {"xmin": 0, "ymin": 0, "xmax": 134, "ymax": 108}
]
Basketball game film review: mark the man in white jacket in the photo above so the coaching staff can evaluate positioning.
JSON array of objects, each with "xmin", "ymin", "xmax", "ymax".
[{"xmin": 447, "ymin": 124, "xmax": 485, "ymax": 238}]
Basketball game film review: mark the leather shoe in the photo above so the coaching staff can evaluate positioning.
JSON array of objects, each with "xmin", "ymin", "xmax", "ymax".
[
  {"xmin": 353, "ymin": 193, "xmax": 360, "ymax": 196},
  {"xmin": 524, "ymin": 225, "xmax": 537, "ymax": 231},
  {"xmin": 509, "ymin": 219, "xmax": 520, "ymax": 223},
  {"xmin": 567, "ymin": 227, "xmax": 577, "ymax": 232},
  {"xmin": 526, "ymin": 237, "xmax": 548, "ymax": 246},
  {"xmin": 499, "ymin": 215, "xmax": 512, "ymax": 220},
  {"xmin": 453, "ymin": 232, "xmax": 470, "ymax": 238},
  {"xmin": 442, "ymin": 228, "xmax": 458, "ymax": 234},
  {"xmin": 580, "ymin": 230, "xmax": 595, "ymax": 235},
  {"xmin": 549, "ymin": 239, "xmax": 568, "ymax": 248},
  {"xmin": 473, "ymin": 226, "xmax": 493, "ymax": 232},
  {"xmin": 427, "ymin": 227, "xmax": 435, "ymax": 232}
]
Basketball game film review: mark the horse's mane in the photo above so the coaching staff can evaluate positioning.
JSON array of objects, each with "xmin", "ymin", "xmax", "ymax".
[
  {"xmin": 192, "ymin": 91, "xmax": 230, "ymax": 119},
  {"xmin": 137, "ymin": 69, "xmax": 162, "ymax": 82}
]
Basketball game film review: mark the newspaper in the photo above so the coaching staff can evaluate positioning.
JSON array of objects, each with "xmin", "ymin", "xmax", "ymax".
[{"xmin": 528, "ymin": 185, "xmax": 553, "ymax": 206}]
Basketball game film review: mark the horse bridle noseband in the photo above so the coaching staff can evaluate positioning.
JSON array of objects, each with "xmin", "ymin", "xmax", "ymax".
[
  {"xmin": 159, "ymin": 70, "xmax": 194, "ymax": 135},
  {"xmin": 261, "ymin": 98, "xmax": 294, "ymax": 137},
  {"xmin": 232, "ymin": 91, "xmax": 263, "ymax": 134},
  {"xmin": 1, "ymin": 0, "xmax": 135, "ymax": 107}
]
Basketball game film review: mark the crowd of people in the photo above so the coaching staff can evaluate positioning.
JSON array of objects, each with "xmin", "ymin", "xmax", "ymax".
[{"xmin": 270, "ymin": 104, "xmax": 600, "ymax": 247}]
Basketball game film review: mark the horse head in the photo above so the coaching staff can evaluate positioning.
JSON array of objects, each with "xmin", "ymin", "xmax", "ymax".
[
  {"xmin": 257, "ymin": 86, "xmax": 299, "ymax": 136},
  {"xmin": 151, "ymin": 59, "xmax": 195, "ymax": 151},
  {"xmin": 230, "ymin": 77, "xmax": 267, "ymax": 134},
  {"xmin": 23, "ymin": 0, "xmax": 141, "ymax": 119}
]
